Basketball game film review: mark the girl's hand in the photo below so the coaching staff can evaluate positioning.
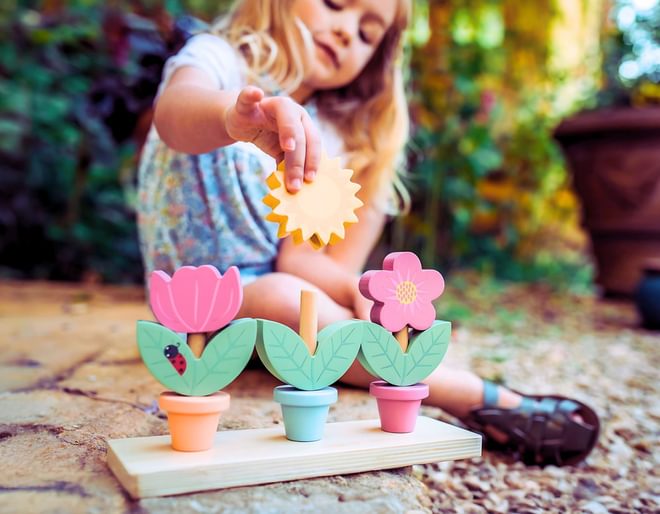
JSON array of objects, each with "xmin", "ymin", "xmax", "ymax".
[{"xmin": 224, "ymin": 86, "xmax": 321, "ymax": 193}]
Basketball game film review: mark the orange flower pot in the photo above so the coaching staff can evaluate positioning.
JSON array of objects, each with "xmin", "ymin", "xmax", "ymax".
[{"xmin": 158, "ymin": 391, "xmax": 230, "ymax": 452}]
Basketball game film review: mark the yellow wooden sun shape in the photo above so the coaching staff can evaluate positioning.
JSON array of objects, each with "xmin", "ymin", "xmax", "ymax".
[{"xmin": 263, "ymin": 154, "xmax": 363, "ymax": 249}]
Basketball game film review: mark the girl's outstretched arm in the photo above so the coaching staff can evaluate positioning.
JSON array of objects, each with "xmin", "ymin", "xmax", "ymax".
[
  {"xmin": 154, "ymin": 67, "xmax": 320, "ymax": 192},
  {"xmin": 276, "ymin": 238, "xmax": 372, "ymax": 320},
  {"xmin": 325, "ymin": 202, "xmax": 386, "ymax": 274},
  {"xmin": 154, "ymin": 66, "xmax": 239, "ymax": 153}
]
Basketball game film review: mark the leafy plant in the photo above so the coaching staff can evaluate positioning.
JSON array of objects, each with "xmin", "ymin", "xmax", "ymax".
[
  {"xmin": 137, "ymin": 318, "xmax": 257, "ymax": 396},
  {"xmin": 0, "ymin": 2, "xmax": 172, "ymax": 282},
  {"xmin": 0, "ymin": 1, "xmax": 232, "ymax": 282},
  {"xmin": 388, "ymin": 0, "xmax": 594, "ymax": 287},
  {"xmin": 256, "ymin": 319, "xmax": 364, "ymax": 391}
]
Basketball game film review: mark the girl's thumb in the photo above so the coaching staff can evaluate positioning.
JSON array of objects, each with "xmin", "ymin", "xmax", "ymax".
[{"xmin": 235, "ymin": 86, "xmax": 264, "ymax": 114}]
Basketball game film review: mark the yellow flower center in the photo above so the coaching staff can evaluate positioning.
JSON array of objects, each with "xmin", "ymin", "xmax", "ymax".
[{"xmin": 396, "ymin": 281, "xmax": 417, "ymax": 305}]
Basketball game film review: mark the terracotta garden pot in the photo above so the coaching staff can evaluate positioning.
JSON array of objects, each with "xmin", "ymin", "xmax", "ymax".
[
  {"xmin": 554, "ymin": 107, "xmax": 660, "ymax": 296},
  {"xmin": 158, "ymin": 391, "xmax": 230, "ymax": 452}
]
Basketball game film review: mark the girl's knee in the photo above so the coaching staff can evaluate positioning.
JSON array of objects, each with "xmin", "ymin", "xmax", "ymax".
[
  {"xmin": 241, "ymin": 272, "xmax": 352, "ymax": 328},
  {"xmin": 239, "ymin": 273, "xmax": 300, "ymax": 325}
]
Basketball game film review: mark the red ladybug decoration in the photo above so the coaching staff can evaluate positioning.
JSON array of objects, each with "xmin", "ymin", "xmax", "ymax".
[{"xmin": 164, "ymin": 343, "xmax": 187, "ymax": 376}]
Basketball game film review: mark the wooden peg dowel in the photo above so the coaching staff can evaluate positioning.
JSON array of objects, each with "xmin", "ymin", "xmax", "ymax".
[
  {"xmin": 188, "ymin": 333, "xmax": 206, "ymax": 358},
  {"xmin": 395, "ymin": 326, "xmax": 409, "ymax": 353},
  {"xmin": 299, "ymin": 290, "xmax": 318, "ymax": 355}
]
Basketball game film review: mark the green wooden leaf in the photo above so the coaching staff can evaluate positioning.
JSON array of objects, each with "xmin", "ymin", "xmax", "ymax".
[
  {"xmin": 400, "ymin": 321, "xmax": 451, "ymax": 384},
  {"xmin": 136, "ymin": 318, "xmax": 257, "ymax": 396},
  {"xmin": 255, "ymin": 320, "xmax": 305, "ymax": 385},
  {"xmin": 312, "ymin": 320, "xmax": 365, "ymax": 388},
  {"xmin": 358, "ymin": 321, "xmax": 451, "ymax": 386},
  {"xmin": 357, "ymin": 322, "xmax": 404, "ymax": 384},
  {"xmin": 137, "ymin": 321, "xmax": 193, "ymax": 394},
  {"xmin": 256, "ymin": 319, "xmax": 364, "ymax": 390},
  {"xmin": 195, "ymin": 318, "xmax": 258, "ymax": 394}
]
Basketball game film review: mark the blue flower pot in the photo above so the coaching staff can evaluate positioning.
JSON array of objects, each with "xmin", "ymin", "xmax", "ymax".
[
  {"xmin": 273, "ymin": 385, "xmax": 337, "ymax": 442},
  {"xmin": 635, "ymin": 261, "xmax": 660, "ymax": 330}
]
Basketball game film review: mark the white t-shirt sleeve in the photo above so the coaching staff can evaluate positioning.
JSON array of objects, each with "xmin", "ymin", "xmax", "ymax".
[
  {"xmin": 317, "ymin": 116, "xmax": 345, "ymax": 161},
  {"xmin": 157, "ymin": 33, "xmax": 244, "ymax": 95}
]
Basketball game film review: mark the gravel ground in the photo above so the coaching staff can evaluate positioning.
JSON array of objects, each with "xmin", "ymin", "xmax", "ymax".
[{"xmin": 418, "ymin": 274, "xmax": 659, "ymax": 513}]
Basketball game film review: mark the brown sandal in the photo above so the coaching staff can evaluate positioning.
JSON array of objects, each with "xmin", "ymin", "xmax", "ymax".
[{"xmin": 461, "ymin": 380, "xmax": 600, "ymax": 466}]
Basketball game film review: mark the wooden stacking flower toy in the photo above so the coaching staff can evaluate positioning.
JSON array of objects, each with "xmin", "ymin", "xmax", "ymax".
[
  {"xmin": 263, "ymin": 153, "xmax": 363, "ymax": 249},
  {"xmin": 136, "ymin": 265, "xmax": 257, "ymax": 451},
  {"xmin": 106, "ymin": 160, "xmax": 482, "ymax": 496},
  {"xmin": 358, "ymin": 252, "xmax": 451, "ymax": 433},
  {"xmin": 256, "ymin": 291, "xmax": 363, "ymax": 441}
]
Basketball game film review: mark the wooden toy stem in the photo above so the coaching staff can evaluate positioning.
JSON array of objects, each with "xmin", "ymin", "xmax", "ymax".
[
  {"xmin": 188, "ymin": 333, "xmax": 206, "ymax": 358},
  {"xmin": 299, "ymin": 290, "xmax": 318, "ymax": 355},
  {"xmin": 395, "ymin": 326, "xmax": 409, "ymax": 353}
]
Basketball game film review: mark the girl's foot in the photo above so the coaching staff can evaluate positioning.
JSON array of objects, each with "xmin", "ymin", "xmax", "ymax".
[
  {"xmin": 474, "ymin": 383, "xmax": 523, "ymax": 444},
  {"xmin": 461, "ymin": 380, "xmax": 600, "ymax": 466}
]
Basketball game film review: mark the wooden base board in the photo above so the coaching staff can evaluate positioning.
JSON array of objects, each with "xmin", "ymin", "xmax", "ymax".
[{"xmin": 107, "ymin": 416, "xmax": 482, "ymax": 499}]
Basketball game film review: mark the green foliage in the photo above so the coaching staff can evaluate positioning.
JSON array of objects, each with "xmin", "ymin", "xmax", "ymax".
[
  {"xmin": 256, "ymin": 319, "xmax": 364, "ymax": 391},
  {"xmin": 166, "ymin": 0, "xmax": 234, "ymax": 21},
  {"xmin": 357, "ymin": 321, "xmax": 451, "ymax": 386},
  {"xmin": 137, "ymin": 318, "xmax": 257, "ymax": 396},
  {"xmin": 0, "ymin": 2, "xmax": 165, "ymax": 281},
  {"xmin": 392, "ymin": 0, "xmax": 593, "ymax": 287},
  {"xmin": 0, "ymin": 1, "xmax": 232, "ymax": 283}
]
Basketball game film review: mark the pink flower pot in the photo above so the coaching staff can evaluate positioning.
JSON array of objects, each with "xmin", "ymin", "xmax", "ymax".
[{"xmin": 369, "ymin": 381, "xmax": 430, "ymax": 433}]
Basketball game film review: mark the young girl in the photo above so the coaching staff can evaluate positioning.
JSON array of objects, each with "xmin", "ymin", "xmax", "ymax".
[{"xmin": 137, "ymin": 0, "xmax": 599, "ymax": 466}]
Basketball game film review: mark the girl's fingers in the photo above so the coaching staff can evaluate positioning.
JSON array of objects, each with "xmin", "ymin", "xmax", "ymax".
[
  {"xmin": 300, "ymin": 111, "xmax": 321, "ymax": 182},
  {"xmin": 258, "ymin": 133, "xmax": 285, "ymax": 161},
  {"xmin": 234, "ymin": 86, "xmax": 264, "ymax": 116},
  {"xmin": 271, "ymin": 100, "xmax": 306, "ymax": 193}
]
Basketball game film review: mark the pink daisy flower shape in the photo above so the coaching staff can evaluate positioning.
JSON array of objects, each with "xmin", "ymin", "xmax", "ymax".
[{"xmin": 359, "ymin": 252, "xmax": 445, "ymax": 332}]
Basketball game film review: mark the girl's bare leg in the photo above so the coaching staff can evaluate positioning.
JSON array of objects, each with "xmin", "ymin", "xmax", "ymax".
[
  {"xmin": 237, "ymin": 272, "xmax": 353, "ymax": 330},
  {"xmin": 341, "ymin": 360, "xmax": 522, "ymax": 419}
]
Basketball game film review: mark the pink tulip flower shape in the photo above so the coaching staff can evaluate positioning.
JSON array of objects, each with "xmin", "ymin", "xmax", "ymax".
[
  {"xmin": 359, "ymin": 252, "xmax": 445, "ymax": 332},
  {"xmin": 149, "ymin": 265, "xmax": 243, "ymax": 334}
]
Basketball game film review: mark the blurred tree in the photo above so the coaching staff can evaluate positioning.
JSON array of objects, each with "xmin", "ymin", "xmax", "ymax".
[
  {"xmin": 395, "ymin": 0, "xmax": 605, "ymax": 286},
  {"xmin": 599, "ymin": 0, "xmax": 660, "ymax": 106},
  {"xmin": 0, "ymin": 0, "xmax": 230, "ymax": 283}
]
